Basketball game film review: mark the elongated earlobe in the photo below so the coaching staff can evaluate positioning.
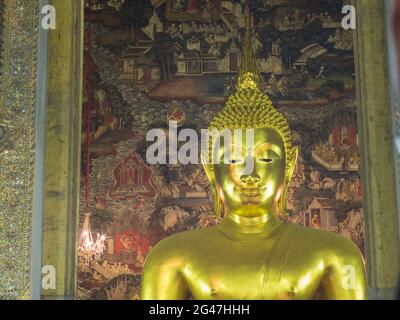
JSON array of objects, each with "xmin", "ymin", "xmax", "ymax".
[
  {"xmin": 279, "ymin": 146, "xmax": 299, "ymax": 217},
  {"xmin": 278, "ymin": 186, "xmax": 288, "ymax": 217},
  {"xmin": 201, "ymin": 155, "xmax": 222, "ymax": 217},
  {"xmin": 201, "ymin": 150, "xmax": 214, "ymax": 183},
  {"xmin": 212, "ymin": 188, "xmax": 224, "ymax": 218},
  {"xmin": 287, "ymin": 146, "xmax": 299, "ymax": 181}
]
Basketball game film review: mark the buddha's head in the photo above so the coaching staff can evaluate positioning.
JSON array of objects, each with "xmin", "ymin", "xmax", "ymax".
[{"xmin": 202, "ymin": 31, "xmax": 298, "ymax": 219}]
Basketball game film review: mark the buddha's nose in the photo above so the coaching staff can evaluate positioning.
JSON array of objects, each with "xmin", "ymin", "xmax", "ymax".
[{"xmin": 240, "ymin": 173, "xmax": 261, "ymax": 185}]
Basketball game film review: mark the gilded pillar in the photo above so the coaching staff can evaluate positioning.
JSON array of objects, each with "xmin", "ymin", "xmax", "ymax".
[
  {"xmin": 41, "ymin": 0, "xmax": 83, "ymax": 299},
  {"xmin": 354, "ymin": 0, "xmax": 400, "ymax": 299}
]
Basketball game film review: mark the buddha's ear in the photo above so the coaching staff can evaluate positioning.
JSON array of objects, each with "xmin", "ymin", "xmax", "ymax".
[
  {"xmin": 201, "ymin": 152, "xmax": 224, "ymax": 217},
  {"xmin": 201, "ymin": 151, "xmax": 215, "ymax": 186},
  {"xmin": 279, "ymin": 146, "xmax": 299, "ymax": 217},
  {"xmin": 286, "ymin": 146, "xmax": 299, "ymax": 183}
]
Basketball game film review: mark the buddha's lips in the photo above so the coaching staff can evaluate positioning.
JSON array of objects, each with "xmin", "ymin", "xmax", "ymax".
[{"xmin": 234, "ymin": 186, "xmax": 266, "ymax": 197}]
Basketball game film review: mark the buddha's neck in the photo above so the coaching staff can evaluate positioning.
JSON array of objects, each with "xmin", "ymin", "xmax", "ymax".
[{"xmin": 218, "ymin": 210, "xmax": 284, "ymax": 242}]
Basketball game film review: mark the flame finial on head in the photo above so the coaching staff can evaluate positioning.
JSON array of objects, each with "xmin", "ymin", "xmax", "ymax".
[
  {"xmin": 204, "ymin": 19, "xmax": 298, "ymax": 217},
  {"xmin": 207, "ymin": 26, "xmax": 295, "ymax": 173},
  {"xmin": 237, "ymin": 27, "xmax": 261, "ymax": 91}
]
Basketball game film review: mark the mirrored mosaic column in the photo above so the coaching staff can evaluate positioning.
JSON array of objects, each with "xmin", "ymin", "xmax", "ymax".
[{"xmin": 0, "ymin": 0, "xmax": 40, "ymax": 299}]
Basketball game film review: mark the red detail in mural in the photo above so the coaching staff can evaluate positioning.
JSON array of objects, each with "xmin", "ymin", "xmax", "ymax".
[
  {"xmin": 167, "ymin": 107, "xmax": 186, "ymax": 126},
  {"xmin": 114, "ymin": 231, "xmax": 150, "ymax": 257},
  {"xmin": 332, "ymin": 126, "xmax": 357, "ymax": 147},
  {"xmin": 349, "ymin": 127, "xmax": 356, "ymax": 145},
  {"xmin": 108, "ymin": 152, "xmax": 157, "ymax": 200},
  {"xmin": 333, "ymin": 127, "xmax": 340, "ymax": 145},
  {"xmin": 186, "ymin": 0, "xmax": 200, "ymax": 12}
]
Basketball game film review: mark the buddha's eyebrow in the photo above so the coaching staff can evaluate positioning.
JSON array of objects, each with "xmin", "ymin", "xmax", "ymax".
[
  {"xmin": 216, "ymin": 142, "xmax": 245, "ymax": 159},
  {"xmin": 254, "ymin": 143, "xmax": 283, "ymax": 156},
  {"xmin": 230, "ymin": 142, "xmax": 246, "ymax": 154}
]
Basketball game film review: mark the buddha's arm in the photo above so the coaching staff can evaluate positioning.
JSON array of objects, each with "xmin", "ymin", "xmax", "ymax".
[
  {"xmin": 141, "ymin": 243, "xmax": 189, "ymax": 300},
  {"xmin": 319, "ymin": 241, "xmax": 367, "ymax": 300}
]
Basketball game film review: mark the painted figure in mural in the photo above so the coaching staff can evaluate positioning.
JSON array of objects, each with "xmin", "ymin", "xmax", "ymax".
[
  {"xmin": 309, "ymin": 167, "xmax": 322, "ymax": 190},
  {"xmin": 141, "ymin": 31, "xmax": 367, "ymax": 300},
  {"xmin": 186, "ymin": 0, "xmax": 200, "ymax": 13},
  {"xmin": 311, "ymin": 213, "xmax": 321, "ymax": 228},
  {"xmin": 172, "ymin": 0, "xmax": 186, "ymax": 12},
  {"xmin": 339, "ymin": 209, "xmax": 364, "ymax": 246}
]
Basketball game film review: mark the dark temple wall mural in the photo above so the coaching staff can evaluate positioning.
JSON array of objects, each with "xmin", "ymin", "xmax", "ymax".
[{"xmin": 78, "ymin": 0, "xmax": 362, "ymax": 300}]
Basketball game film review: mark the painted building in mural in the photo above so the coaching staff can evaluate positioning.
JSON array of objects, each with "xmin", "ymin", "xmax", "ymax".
[{"xmin": 79, "ymin": 0, "xmax": 364, "ymax": 300}]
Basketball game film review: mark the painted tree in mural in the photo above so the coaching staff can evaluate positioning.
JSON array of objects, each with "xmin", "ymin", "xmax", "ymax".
[
  {"xmin": 150, "ymin": 33, "xmax": 177, "ymax": 81},
  {"xmin": 296, "ymin": 0, "xmax": 343, "ymax": 11},
  {"xmin": 119, "ymin": 0, "xmax": 153, "ymax": 37},
  {"xmin": 303, "ymin": 19, "xmax": 325, "ymax": 43},
  {"xmin": 256, "ymin": 22, "xmax": 298, "ymax": 72}
]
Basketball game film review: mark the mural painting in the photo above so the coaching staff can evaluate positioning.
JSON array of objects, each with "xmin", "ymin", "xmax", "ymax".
[{"xmin": 78, "ymin": 0, "xmax": 363, "ymax": 300}]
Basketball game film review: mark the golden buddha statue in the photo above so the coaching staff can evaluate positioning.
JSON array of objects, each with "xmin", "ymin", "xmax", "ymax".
[{"xmin": 141, "ymin": 30, "xmax": 367, "ymax": 300}]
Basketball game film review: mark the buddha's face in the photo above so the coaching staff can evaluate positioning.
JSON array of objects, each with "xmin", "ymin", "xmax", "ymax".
[{"xmin": 212, "ymin": 128, "xmax": 287, "ymax": 218}]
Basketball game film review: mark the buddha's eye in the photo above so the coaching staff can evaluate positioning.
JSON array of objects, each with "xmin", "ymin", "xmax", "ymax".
[
  {"xmin": 227, "ymin": 159, "xmax": 244, "ymax": 164},
  {"xmin": 258, "ymin": 158, "xmax": 273, "ymax": 163},
  {"xmin": 220, "ymin": 149, "xmax": 244, "ymax": 164},
  {"xmin": 256, "ymin": 150, "xmax": 280, "ymax": 163}
]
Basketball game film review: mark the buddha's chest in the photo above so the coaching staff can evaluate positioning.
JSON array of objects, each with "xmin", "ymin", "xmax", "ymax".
[{"xmin": 182, "ymin": 243, "xmax": 323, "ymax": 300}]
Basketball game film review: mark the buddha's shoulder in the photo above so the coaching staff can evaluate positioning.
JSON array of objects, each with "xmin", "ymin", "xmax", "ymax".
[
  {"xmin": 144, "ymin": 228, "xmax": 218, "ymax": 263},
  {"xmin": 163, "ymin": 227, "xmax": 218, "ymax": 244},
  {"xmin": 287, "ymin": 223, "xmax": 362, "ymax": 257}
]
